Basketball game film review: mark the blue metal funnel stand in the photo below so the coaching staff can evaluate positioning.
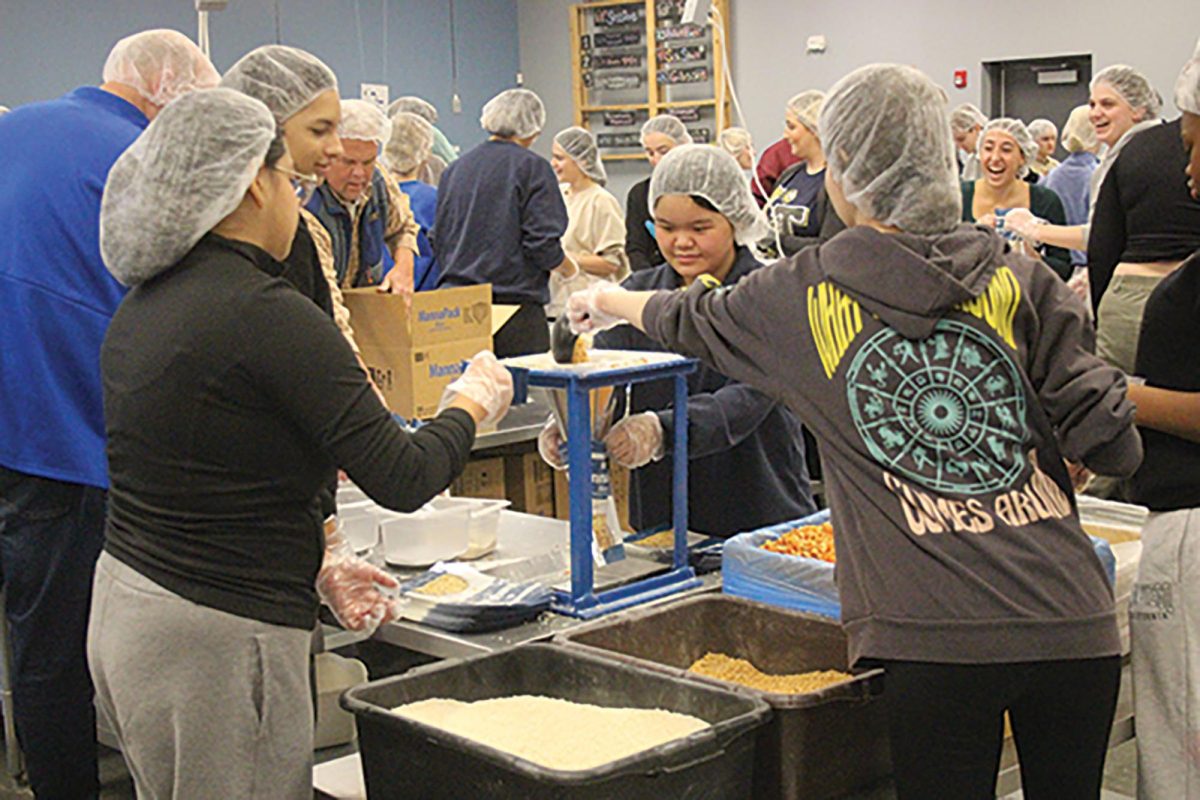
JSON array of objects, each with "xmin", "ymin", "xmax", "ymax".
[{"xmin": 504, "ymin": 353, "xmax": 702, "ymax": 619}]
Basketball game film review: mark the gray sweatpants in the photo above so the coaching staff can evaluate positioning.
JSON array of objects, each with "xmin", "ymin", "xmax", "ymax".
[
  {"xmin": 87, "ymin": 552, "xmax": 314, "ymax": 799},
  {"xmin": 1130, "ymin": 509, "xmax": 1200, "ymax": 799}
]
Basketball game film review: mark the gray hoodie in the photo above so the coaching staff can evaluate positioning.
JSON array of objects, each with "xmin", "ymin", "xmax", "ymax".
[{"xmin": 643, "ymin": 224, "xmax": 1141, "ymax": 666}]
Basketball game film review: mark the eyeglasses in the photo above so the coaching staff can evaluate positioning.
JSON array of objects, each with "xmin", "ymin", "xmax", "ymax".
[{"xmin": 273, "ymin": 165, "xmax": 321, "ymax": 204}]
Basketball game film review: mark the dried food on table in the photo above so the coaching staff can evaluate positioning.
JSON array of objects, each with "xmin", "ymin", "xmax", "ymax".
[
  {"xmin": 761, "ymin": 521, "xmax": 835, "ymax": 562},
  {"xmin": 689, "ymin": 652, "xmax": 852, "ymax": 694}
]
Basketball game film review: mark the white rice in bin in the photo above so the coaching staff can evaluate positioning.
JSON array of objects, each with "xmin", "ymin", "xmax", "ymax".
[{"xmin": 391, "ymin": 695, "xmax": 710, "ymax": 771}]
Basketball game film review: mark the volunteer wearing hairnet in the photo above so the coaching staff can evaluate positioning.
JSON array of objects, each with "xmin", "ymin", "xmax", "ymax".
[
  {"xmin": 547, "ymin": 126, "xmax": 629, "ymax": 315},
  {"xmin": 385, "ymin": 111, "xmax": 441, "ymax": 291},
  {"xmin": 960, "ymin": 117, "xmax": 1071, "ymax": 278},
  {"xmin": 567, "ymin": 63, "xmax": 1141, "ymax": 799},
  {"xmin": 222, "ymin": 44, "xmax": 365, "ymax": 354},
  {"xmin": 433, "ymin": 88, "xmax": 576, "ymax": 357},
  {"xmin": 0, "ymin": 29, "xmax": 217, "ymax": 797},
  {"xmin": 1041, "ymin": 106, "xmax": 1100, "ymax": 271},
  {"xmin": 950, "ymin": 102, "xmax": 987, "ymax": 180},
  {"xmin": 1003, "ymin": 64, "xmax": 1163, "ymax": 288},
  {"xmin": 540, "ymin": 145, "xmax": 815, "ymax": 537},
  {"xmin": 1125, "ymin": 39, "xmax": 1200, "ymax": 800},
  {"xmin": 388, "ymin": 94, "xmax": 457, "ymax": 172},
  {"xmin": 717, "ymin": 126, "xmax": 755, "ymax": 170},
  {"xmin": 306, "ymin": 98, "xmax": 421, "ymax": 297},
  {"xmin": 760, "ymin": 90, "xmax": 845, "ymax": 258},
  {"xmin": 91, "ymin": 88, "xmax": 512, "ymax": 798},
  {"xmin": 626, "ymin": 114, "xmax": 692, "ymax": 271},
  {"xmin": 751, "ymin": 135, "xmax": 802, "ymax": 207},
  {"xmin": 1027, "ymin": 118, "xmax": 1060, "ymax": 178}
]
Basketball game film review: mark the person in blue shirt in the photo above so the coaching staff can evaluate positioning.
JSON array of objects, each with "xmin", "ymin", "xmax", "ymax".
[
  {"xmin": 432, "ymin": 88, "xmax": 578, "ymax": 357},
  {"xmin": 539, "ymin": 145, "xmax": 816, "ymax": 537},
  {"xmin": 386, "ymin": 111, "xmax": 442, "ymax": 291},
  {"xmin": 1041, "ymin": 105, "xmax": 1101, "ymax": 271},
  {"xmin": 0, "ymin": 29, "xmax": 217, "ymax": 798}
]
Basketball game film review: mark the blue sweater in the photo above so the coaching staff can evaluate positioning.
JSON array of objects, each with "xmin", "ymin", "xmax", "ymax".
[
  {"xmin": 0, "ymin": 87, "xmax": 148, "ymax": 488},
  {"xmin": 1042, "ymin": 152, "xmax": 1099, "ymax": 267},
  {"xmin": 596, "ymin": 248, "xmax": 817, "ymax": 537},
  {"xmin": 399, "ymin": 179, "xmax": 440, "ymax": 292},
  {"xmin": 432, "ymin": 140, "xmax": 567, "ymax": 304}
]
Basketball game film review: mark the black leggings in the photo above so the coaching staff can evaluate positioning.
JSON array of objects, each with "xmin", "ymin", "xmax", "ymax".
[{"xmin": 877, "ymin": 656, "xmax": 1121, "ymax": 799}]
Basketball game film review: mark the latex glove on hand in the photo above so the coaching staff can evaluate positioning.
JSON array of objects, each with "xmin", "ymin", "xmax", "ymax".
[
  {"xmin": 1002, "ymin": 208, "xmax": 1045, "ymax": 243},
  {"xmin": 566, "ymin": 282, "xmax": 626, "ymax": 334},
  {"xmin": 604, "ymin": 411, "xmax": 664, "ymax": 468},
  {"xmin": 437, "ymin": 350, "xmax": 514, "ymax": 426},
  {"xmin": 537, "ymin": 417, "xmax": 568, "ymax": 470},
  {"xmin": 316, "ymin": 545, "xmax": 403, "ymax": 634}
]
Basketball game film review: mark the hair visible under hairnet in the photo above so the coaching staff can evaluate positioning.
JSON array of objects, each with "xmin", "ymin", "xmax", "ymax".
[
  {"xmin": 949, "ymin": 103, "xmax": 987, "ymax": 133},
  {"xmin": 717, "ymin": 127, "xmax": 753, "ymax": 159},
  {"xmin": 1092, "ymin": 64, "xmax": 1161, "ymax": 120},
  {"xmin": 1061, "ymin": 105, "xmax": 1098, "ymax": 154},
  {"xmin": 979, "ymin": 118, "xmax": 1039, "ymax": 178},
  {"xmin": 480, "ymin": 88, "xmax": 545, "ymax": 139},
  {"xmin": 220, "ymin": 44, "xmax": 337, "ymax": 125},
  {"xmin": 102, "ymin": 29, "xmax": 219, "ymax": 108},
  {"xmin": 554, "ymin": 127, "xmax": 607, "ymax": 185},
  {"xmin": 1027, "ymin": 118, "xmax": 1057, "ymax": 140},
  {"xmin": 388, "ymin": 96, "xmax": 437, "ymax": 123},
  {"xmin": 821, "ymin": 63, "xmax": 961, "ymax": 235},
  {"xmin": 786, "ymin": 90, "xmax": 826, "ymax": 135},
  {"xmin": 1176, "ymin": 37, "xmax": 1200, "ymax": 116},
  {"xmin": 385, "ymin": 112, "xmax": 435, "ymax": 175},
  {"xmin": 100, "ymin": 88, "xmax": 276, "ymax": 286},
  {"xmin": 640, "ymin": 114, "xmax": 693, "ymax": 146},
  {"xmin": 339, "ymin": 98, "xmax": 390, "ymax": 151},
  {"xmin": 649, "ymin": 144, "xmax": 768, "ymax": 245}
]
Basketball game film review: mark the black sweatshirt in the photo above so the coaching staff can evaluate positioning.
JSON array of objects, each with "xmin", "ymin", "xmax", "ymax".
[
  {"xmin": 101, "ymin": 234, "xmax": 475, "ymax": 629},
  {"xmin": 624, "ymin": 177, "xmax": 666, "ymax": 272},
  {"xmin": 1087, "ymin": 119, "xmax": 1200, "ymax": 311}
]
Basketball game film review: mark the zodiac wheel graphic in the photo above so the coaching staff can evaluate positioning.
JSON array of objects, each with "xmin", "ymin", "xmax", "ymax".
[{"xmin": 846, "ymin": 320, "xmax": 1027, "ymax": 494}]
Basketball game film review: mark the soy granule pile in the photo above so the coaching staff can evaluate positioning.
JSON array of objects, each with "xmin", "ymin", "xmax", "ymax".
[
  {"xmin": 391, "ymin": 695, "xmax": 708, "ymax": 770},
  {"xmin": 689, "ymin": 652, "xmax": 852, "ymax": 694}
]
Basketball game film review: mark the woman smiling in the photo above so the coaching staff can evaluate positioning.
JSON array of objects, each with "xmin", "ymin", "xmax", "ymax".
[{"xmin": 961, "ymin": 118, "xmax": 1071, "ymax": 278}]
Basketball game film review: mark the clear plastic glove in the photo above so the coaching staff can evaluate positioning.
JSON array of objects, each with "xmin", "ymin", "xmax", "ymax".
[
  {"xmin": 1065, "ymin": 460, "xmax": 1094, "ymax": 493},
  {"xmin": 604, "ymin": 411, "xmax": 665, "ymax": 468},
  {"xmin": 316, "ymin": 527, "xmax": 403, "ymax": 634},
  {"xmin": 1002, "ymin": 207, "xmax": 1045, "ymax": 243},
  {"xmin": 1067, "ymin": 268, "xmax": 1091, "ymax": 307},
  {"xmin": 537, "ymin": 417, "xmax": 568, "ymax": 470},
  {"xmin": 437, "ymin": 350, "xmax": 514, "ymax": 426},
  {"xmin": 566, "ymin": 283, "xmax": 626, "ymax": 334}
]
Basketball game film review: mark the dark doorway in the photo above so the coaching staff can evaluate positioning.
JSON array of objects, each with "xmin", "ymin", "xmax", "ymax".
[{"xmin": 983, "ymin": 54, "xmax": 1092, "ymax": 160}]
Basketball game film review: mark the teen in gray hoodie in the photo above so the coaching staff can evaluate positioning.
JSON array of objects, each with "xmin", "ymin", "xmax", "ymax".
[{"xmin": 567, "ymin": 64, "xmax": 1142, "ymax": 799}]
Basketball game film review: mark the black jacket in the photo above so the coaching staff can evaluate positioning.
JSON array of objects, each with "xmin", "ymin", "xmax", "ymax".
[{"xmin": 624, "ymin": 177, "xmax": 666, "ymax": 271}]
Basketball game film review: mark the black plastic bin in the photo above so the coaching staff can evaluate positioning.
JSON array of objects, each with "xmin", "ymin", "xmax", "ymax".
[
  {"xmin": 340, "ymin": 643, "xmax": 771, "ymax": 799},
  {"xmin": 555, "ymin": 594, "xmax": 892, "ymax": 800}
]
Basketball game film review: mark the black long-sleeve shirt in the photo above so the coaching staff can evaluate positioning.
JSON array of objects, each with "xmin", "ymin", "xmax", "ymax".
[
  {"xmin": 1087, "ymin": 119, "xmax": 1200, "ymax": 311},
  {"xmin": 101, "ymin": 235, "xmax": 475, "ymax": 629},
  {"xmin": 624, "ymin": 177, "xmax": 665, "ymax": 272}
]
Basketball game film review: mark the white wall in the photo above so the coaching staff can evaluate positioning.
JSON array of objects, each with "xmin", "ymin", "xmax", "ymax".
[{"xmin": 519, "ymin": 0, "xmax": 1200, "ymax": 203}]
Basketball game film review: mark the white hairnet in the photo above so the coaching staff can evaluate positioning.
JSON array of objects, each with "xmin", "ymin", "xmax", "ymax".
[
  {"xmin": 979, "ymin": 118, "xmax": 1038, "ymax": 178},
  {"xmin": 821, "ymin": 63, "xmax": 961, "ymax": 235},
  {"xmin": 649, "ymin": 144, "xmax": 769, "ymax": 245},
  {"xmin": 717, "ymin": 127, "xmax": 753, "ymax": 158},
  {"xmin": 1061, "ymin": 105, "xmax": 1098, "ymax": 154},
  {"xmin": 385, "ymin": 112, "xmax": 435, "ymax": 175},
  {"xmin": 388, "ymin": 95, "xmax": 437, "ymax": 123},
  {"xmin": 554, "ymin": 126, "xmax": 607, "ymax": 185},
  {"xmin": 949, "ymin": 103, "xmax": 987, "ymax": 133},
  {"xmin": 786, "ymin": 90, "xmax": 826, "ymax": 135},
  {"xmin": 1092, "ymin": 65, "xmax": 1161, "ymax": 119},
  {"xmin": 1176, "ymin": 38, "xmax": 1200, "ymax": 116},
  {"xmin": 640, "ymin": 114, "xmax": 693, "ymax": 146},
  {"xmin": 220, "ymin": 45, "xmax": 337, "ymax": 125},
  {"xmin": 100, "ymin": 88, "xmax": 276, "ymax": 286},
  {"xmin": 101, "ymin": 29, "xmax": 219, "ymax": 108},
  {"xmin": 480, "ymin": 88, "xmax": 545, "ymax": 139},
  {"xmin": 1027, "ymin": 118, "xmax": 1057, "ymax": 139},
  {"xmin": 339, "ymin": 98, "xmax": 390, "ymax": 151}
]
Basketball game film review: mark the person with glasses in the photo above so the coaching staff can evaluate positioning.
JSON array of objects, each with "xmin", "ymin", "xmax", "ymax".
[
  {"xmin": 89, "ymin": 88, "xmax": 514, "ymax": 797},
  {"xmin": 305, "ymin": 98, "xmax": 421, "ymax": 299}
]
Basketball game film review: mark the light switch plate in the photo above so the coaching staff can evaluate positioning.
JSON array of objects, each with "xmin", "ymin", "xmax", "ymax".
[{"xmin": 360, "ymin": 83, "xmax": 389, "ymax": 109}]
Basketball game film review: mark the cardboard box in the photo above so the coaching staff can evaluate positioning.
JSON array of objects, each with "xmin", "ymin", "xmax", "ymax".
[
  {"xmin": 505, "ymin": 452, "xmax": 556, "ymax": 517},
  {"xmin": 451, "ymin": 457, "xmax": 506, "ymax": 500},
  {"xmin": 344, "ymin": 285, "xmax": 492, "ymax": 419},
  {"xmin": 554, "ymin": 462, "xmax": 632, "ymax": 533}
]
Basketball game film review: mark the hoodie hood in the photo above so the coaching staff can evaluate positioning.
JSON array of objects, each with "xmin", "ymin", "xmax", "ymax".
[{"xmin": 816, "ymin": 224, "xmax": 1005, "ymax": 339}]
